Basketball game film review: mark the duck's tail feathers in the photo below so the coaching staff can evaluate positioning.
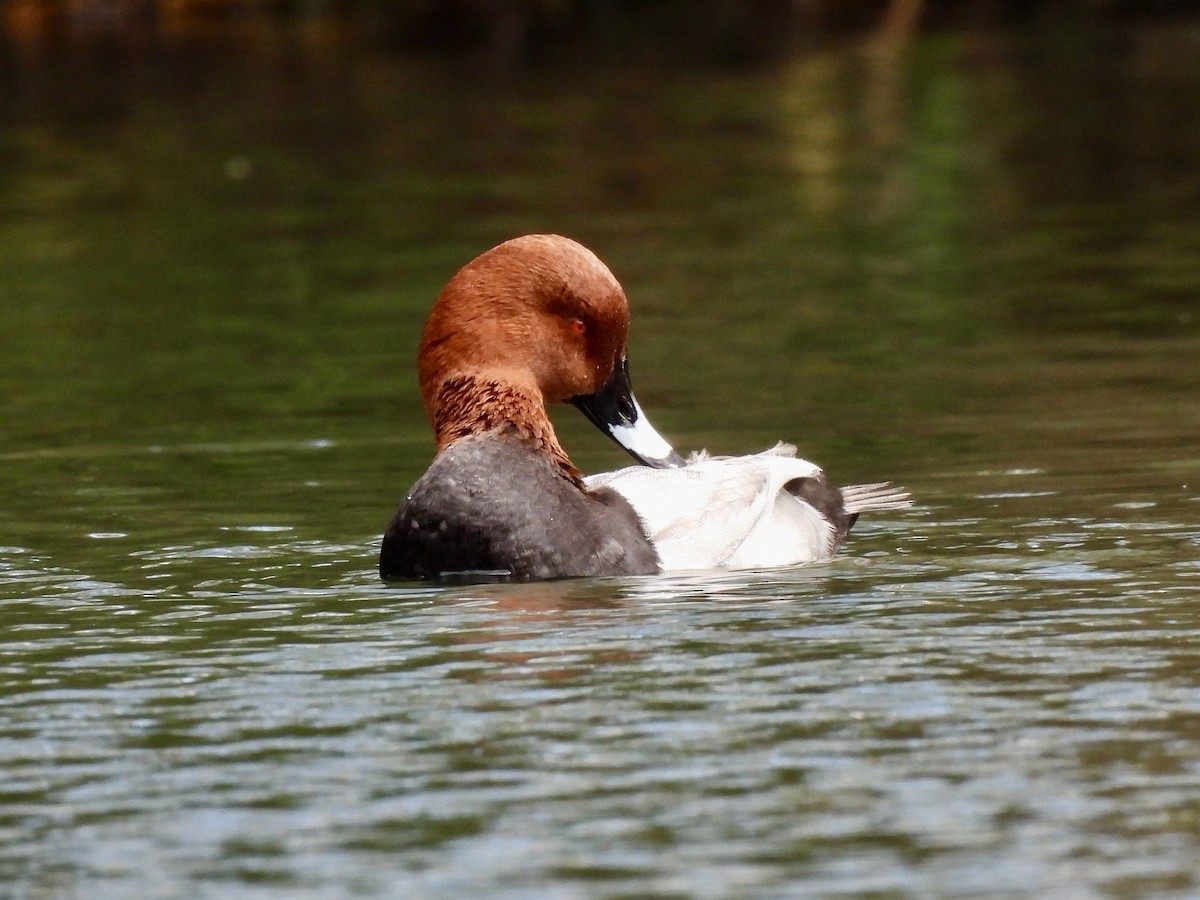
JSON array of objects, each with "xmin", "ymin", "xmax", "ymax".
[{"xmin": 841, "ymin": 482, "xmax": 913, "ymax": 515}]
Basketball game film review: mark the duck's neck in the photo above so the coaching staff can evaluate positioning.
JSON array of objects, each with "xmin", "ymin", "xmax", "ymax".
[{"xmin": 428, "ymin": 373, "xmax": 582, "ymax": 486}]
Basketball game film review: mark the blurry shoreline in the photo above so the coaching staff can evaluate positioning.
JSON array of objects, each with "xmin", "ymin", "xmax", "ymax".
[{"xmin": 5, "ymin": 0, "xmax": 1200, "ymax": 70}]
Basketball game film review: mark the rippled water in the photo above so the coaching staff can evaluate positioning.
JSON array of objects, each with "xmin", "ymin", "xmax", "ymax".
[
  {"xmin": 3, "ymin": 15, "xmax": 1200, "ymax": 899},
  {"xmin": 5, "ymin": 496, "xmax": 1200, "ymax": 897}
]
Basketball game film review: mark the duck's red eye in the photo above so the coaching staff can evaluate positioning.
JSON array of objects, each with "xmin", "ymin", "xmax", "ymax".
[{"xmin": 571, "ymin": 319, "xmax": 587, "ymax": 336}]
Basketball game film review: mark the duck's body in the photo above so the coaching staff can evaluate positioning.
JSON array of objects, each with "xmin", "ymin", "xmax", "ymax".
[
  {"xmin": 381, "ymin": 432, "xmax": 658, "ymax": 580},
  {"xmin": 586, "ymin": 444, "xmax": 911, "ymax": 572},
  {"xmin": 379, "ymin": 234, "xmax": 910, "ymax": 583}
]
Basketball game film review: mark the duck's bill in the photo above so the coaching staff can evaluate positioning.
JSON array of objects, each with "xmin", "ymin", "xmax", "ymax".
[{"xmin": 572, "ymin": 357, "xmax": 686, "ymax": 469}]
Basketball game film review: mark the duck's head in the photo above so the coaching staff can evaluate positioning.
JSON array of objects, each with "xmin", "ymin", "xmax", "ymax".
[{"xmin": 418, "ymin": 234, "xmax": 684, "ymax": 469}]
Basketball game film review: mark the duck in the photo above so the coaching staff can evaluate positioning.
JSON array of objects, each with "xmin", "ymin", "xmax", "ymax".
[{"xmin": 379, "ymin": 234, "xmax": 910, "ymax": 582}]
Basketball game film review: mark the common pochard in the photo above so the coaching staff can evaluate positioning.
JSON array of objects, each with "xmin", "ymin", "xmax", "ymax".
[{"xmin": 380, "ymin": 234, "xmax": 910, "ymax": 581}]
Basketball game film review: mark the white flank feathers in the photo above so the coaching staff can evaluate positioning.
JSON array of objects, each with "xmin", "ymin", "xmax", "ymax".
[{"xmin": 585, "ymin": 443, "xmax": 834, "ymax": 571}]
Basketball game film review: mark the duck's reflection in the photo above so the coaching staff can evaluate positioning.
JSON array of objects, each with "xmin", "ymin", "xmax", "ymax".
[{"xmin": 430, "ymin": 579, "xmax": 638, "ymax": 681}]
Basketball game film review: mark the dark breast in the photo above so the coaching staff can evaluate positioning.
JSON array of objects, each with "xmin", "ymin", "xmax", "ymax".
[{"xmin": 380, "ymin": 435, "xmax": 660, "ymax": 582}]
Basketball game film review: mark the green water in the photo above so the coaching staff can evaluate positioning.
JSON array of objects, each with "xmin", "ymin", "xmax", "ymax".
[{"xmin": 2, "ymin": 18, "xmax": 1200, "ymax": 899}]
